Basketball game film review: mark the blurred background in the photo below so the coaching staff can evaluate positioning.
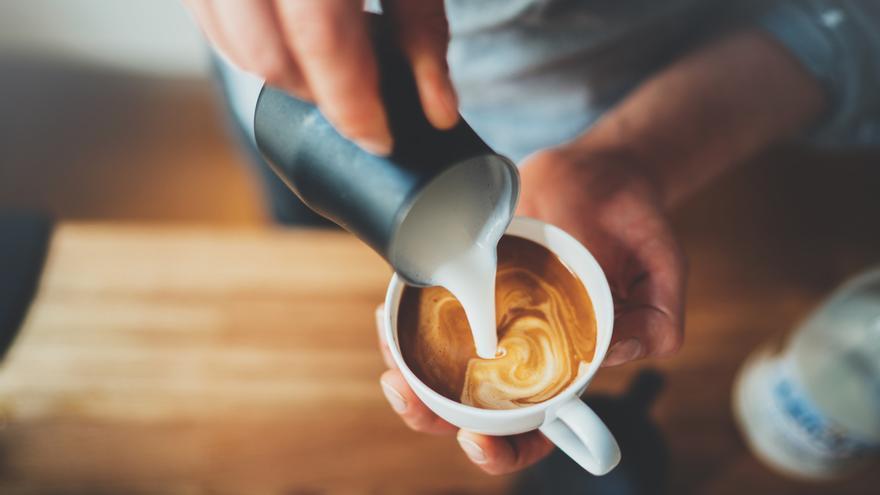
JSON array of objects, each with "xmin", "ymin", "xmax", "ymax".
[
  {"xmin": 0, "ymin": 0, "xmax": 266, "ymax": 224},
  {"xmin": 0, "ymin": 1, "xmax": 879, "ymax": 494}
]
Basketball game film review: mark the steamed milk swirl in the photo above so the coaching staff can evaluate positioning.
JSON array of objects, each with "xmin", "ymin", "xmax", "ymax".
[{"xmin": 399, "ymin": 235, "xmax": 596, "ymax": 410}]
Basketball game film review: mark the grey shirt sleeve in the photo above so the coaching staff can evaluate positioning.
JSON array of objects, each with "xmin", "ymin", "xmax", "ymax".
[{"xmin": 758, "ymin": 0, "xmax": 880, "ymax": 147}]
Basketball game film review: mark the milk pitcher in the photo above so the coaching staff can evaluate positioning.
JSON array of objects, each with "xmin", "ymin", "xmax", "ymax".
[{"xmin": 236, "ymin": 14, "xmax": 519, "ymax": 286}]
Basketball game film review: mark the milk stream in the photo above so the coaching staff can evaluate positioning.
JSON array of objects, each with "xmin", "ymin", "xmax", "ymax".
[
  {"xmin": 431, "ymin": 242, "xmax": 499, "ymax": 358},
  {"xmin": 390, "ymin": 162, "xmax": 513, "ymax": 359}
]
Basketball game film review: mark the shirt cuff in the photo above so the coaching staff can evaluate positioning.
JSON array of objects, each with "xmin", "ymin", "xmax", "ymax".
[{"xmin": 757, "ymin": 1, "xmax": 864, "ymax": 144}]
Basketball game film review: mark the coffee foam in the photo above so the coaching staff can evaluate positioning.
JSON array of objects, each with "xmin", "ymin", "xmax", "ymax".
[{"xmin": 398, "ymin": 235, "xmax": 597, "ymax": 410}]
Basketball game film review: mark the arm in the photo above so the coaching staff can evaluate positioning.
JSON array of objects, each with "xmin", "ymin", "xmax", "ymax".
[
  {"xmin": 558, "ymin": 29, "xmax": 826, "ymax": 207},
  {"xmin": 518, "ymin": 28, "xmax": 825, "ymax": 368},
  {"xmin": 576, "ymin": 0, "xmax": 880, "ymax": 205}
]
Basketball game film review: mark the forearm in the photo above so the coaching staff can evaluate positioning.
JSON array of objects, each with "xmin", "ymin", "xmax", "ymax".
[{"xmin": 571, "ymin": 29, "xmax": 826, "ymax": 206}]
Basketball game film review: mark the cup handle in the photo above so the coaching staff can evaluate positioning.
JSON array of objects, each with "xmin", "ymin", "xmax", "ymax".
[{"xmin": 538, "ymin": 398, "xmax": 621, "ymax": 475}]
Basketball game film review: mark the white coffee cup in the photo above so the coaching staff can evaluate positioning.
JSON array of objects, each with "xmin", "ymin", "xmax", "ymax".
[{"xmin": 383, "ymin": 216, "xmax": 621, "ymax": 475}]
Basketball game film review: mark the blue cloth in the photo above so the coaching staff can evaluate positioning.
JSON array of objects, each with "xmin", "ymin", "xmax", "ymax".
[
  {"xmin": 443, "ymin": 0, "xmax": 880, "ymax": 161},
  {"xmin": 758, "ymin": 1, "xmax": 880, "ymax": 147}
]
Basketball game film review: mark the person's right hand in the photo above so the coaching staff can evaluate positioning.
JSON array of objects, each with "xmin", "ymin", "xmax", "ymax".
[{"xmin": 183, "ymin": 0, "xmax": 459, "ymax": 155}]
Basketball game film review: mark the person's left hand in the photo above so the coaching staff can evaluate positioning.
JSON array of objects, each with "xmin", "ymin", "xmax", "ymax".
[
  {"xmin": 375, "ymin": 145, "xmax": 687, "ymax": 474},
  {"xmin": 375, "ymin": 304, "xmax": 558, "ymax": 475}
]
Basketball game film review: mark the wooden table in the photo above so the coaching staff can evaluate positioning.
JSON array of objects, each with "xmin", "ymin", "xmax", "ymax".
[{"xmin": 1, "ymin": 149, "xmax": 879, "ymax": 494}]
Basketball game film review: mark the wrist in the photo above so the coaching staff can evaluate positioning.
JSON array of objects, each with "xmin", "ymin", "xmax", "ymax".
[
  {"xmin": 531, "ymin": 134, "xmax": 669, "ymax": 211},
  {"xmin": 519, "ymin": 146, "xmax": 666, "ymax": 215}
]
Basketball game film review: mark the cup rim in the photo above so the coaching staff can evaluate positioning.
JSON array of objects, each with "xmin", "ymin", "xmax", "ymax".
[{"xmin": 383, "ymin": 216, "xmax": 615, "ymax": 419}]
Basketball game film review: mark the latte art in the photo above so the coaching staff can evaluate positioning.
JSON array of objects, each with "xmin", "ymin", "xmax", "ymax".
[
  {"xmin": 398, "ymin": 235, "xmax": 596, "ymax": 410},
  {"xmin": 462, "ymin": 265, "xmax": 593, "ymax": 408}
]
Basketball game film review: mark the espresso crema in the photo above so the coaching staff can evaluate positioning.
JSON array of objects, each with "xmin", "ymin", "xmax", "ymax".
[{"xmin": 398, "ymin": 235, "xmax": 597, "ymax": 410}]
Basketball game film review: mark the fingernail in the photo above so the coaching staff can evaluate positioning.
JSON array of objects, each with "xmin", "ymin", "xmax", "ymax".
[
  {"xmin": 457, "ymin": 435, "xmax": 488, "ymax": 464},
  {"xmin": 380, "ymin": 380, "xmax": 407, "ymax": 413},
  {"xmin": 358, "ymin": 137, "xmax": 392, "ymax": 156},
  {"xmin": 604, "ymin": 338, "xmax": 643, "ymax": 367}
]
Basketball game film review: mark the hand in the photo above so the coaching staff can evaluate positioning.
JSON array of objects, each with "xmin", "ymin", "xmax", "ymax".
[
  {"xmin": 516, "ymin": 147, "xmax": 686, "ymax": 367},
  {"xmin": 183, "ymin": 0, "xmax": 459, "ymax": 154},
  {"xmin": 374, "ymin": 146, "xmax": 686, "ymax": 474},
  {"xmin": 375, "ymin": 306, "xmax": 557, "ymax": 475}
]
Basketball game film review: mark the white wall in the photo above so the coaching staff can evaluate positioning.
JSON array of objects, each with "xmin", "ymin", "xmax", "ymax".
[{"xmin": 0, "ymin": 0, "xmax": 209, "ymax": 77}]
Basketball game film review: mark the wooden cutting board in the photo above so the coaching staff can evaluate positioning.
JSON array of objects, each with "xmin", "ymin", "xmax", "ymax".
[{"xmin": 1, "ymin": 213, "xmax": 878, "ymax": 494}]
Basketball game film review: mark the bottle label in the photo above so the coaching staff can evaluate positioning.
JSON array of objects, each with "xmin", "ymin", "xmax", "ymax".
[{"xmin": 766, "ymin": 357, "xmax": 880, "ymax": 471}]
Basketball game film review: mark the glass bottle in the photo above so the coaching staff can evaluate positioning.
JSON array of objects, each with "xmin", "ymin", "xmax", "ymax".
[{"xmin": 733, "ymin": 267, "xmax": 880, "ymax": 479}]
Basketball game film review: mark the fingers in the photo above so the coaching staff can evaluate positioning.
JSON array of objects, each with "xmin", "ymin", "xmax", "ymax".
[
  {"xmin": 380, "ymin": 370, "xmax": 458, "ymax": 435},
  {"xmin": 186, "ymin": 0, "xmax": 452, "ymax": 154},
  {"xmin": 182, "ymin": 0, "xmax": 236, "ymax": 61},
  {"xmin": 377, "ymin": 309, "xmax": 455, "ymax": 435},
  {"xmin": 379, "ymin": 369, "xmax": 555, "ymax": 474},
  {"xmin": 456, "ymin": 430, "xmax": 555, "ymax": 475},
  {"xmin": 604, "ymin": 230, "xmax": 687, "ymax": 367},
  {"xmin": 376, "ymin": 308, "xmax": 554, "ymax": 474},
  {"xmin": 183, "ymin": 0, "xmax": 309, "ymax": 97},
  {"xmin": 387, "ymin": 0, "xmax": 459, "ymax": 129},
  {"xmin": 213, "ymin": 0, "xmax": 310, "ymax": 97},
  {"xmin": 275, "ymin": 0, "xmax": 392, "ymax": 155}
]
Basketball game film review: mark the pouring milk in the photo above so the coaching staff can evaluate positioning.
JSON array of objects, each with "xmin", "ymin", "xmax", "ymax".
[{"xmin": 389, "ymin": 163, "xmax": 513, "ymax": 358}]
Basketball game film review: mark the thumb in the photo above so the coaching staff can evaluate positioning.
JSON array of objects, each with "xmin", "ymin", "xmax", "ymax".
[
  {"xmin": 387, "ymin": 0, "xmax": 459, "ymax": 129},
  {"xmin": 604, "ymin": 237, "xmax": 686, "ymax": 367}
]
